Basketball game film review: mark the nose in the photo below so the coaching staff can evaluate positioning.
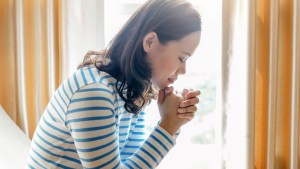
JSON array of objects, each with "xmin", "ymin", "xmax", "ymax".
[{"xmin": 177, "ymin": 63, "xmax": 186, "ymax": 75}]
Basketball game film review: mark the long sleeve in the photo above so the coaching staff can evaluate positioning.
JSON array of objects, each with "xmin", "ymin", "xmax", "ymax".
[
  {"xmin": 122, "ymin": 124, "xmax": 177, "ymax": 169},
  {"xmin": 119, "ymin": 111, "xmax": 148, "ymax": 162},
  {"xmin": 120, "ymin": 111, "xmax": 178, "ymax": 169},
  {"xmin": 27, "ymin": 67, "xmax": 178, "ymax": 169},
  {"xmin": 66, "ymin": 83, "xmax": 120, "ymax": 168},
  {"xmin": 66, "ymin": 83, "xmax": 177, "ymax": 169}
]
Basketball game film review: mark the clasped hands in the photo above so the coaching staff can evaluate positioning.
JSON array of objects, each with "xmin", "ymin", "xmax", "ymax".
[{"xmin": 157, "ymin": 86, "xmax": 200, "ymax": 135}]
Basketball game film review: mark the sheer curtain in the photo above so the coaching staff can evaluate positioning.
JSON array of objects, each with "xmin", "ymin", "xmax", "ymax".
[
  {"xmin": 222, "ymin": 0, "xmax": 300, "ymax": 169},
  {"xmin": 0, "ymin": 0, "xmax": 105, "ymax": 138}
]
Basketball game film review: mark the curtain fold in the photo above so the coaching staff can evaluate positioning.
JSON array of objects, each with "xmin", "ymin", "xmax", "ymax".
[
  {"xmin": 223, "ymin": 0, "xmax": 299, "ymax": 168},
  {"xmin": 0, "ymin": 0, "xmax": 61, "ymax": 138},
  {"xmin": 0, "ymin": 0, "xmax": 105, "ymax": 139},
  {"xmin": 290, "ymin": 0, "xmax": 300, "ymax": 168}
]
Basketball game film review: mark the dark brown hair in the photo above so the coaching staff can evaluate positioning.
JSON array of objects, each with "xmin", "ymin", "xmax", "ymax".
[{"xmin": 78, "ymin": 0, "xmax": 202, "ymax": 115}]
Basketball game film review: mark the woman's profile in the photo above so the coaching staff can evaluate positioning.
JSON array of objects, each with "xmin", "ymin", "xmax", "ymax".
[{"xmin": 27, "ymin": 0, "xmax": 202, "ymax": 168}]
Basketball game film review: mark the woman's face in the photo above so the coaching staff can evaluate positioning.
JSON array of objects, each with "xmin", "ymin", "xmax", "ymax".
[{"xmin": 144, "ymin": 31, "xmax": 201, "ymax": 89}]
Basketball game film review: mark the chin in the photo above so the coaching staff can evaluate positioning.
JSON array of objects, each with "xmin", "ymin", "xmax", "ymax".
[
  {"xmin": 158, "ymin": 84, "xmax": 170, "ymax": 90},
  {"xmin": 154, "ymin": 85, "xmax": 164, "ymax": 90},
  {"xmin": 151, "ymin": 78, "xmax": 170, "ymax": 90},
  {"xmin": 152, "ymin": 82, "xmax": 166, "ymax": 90}
]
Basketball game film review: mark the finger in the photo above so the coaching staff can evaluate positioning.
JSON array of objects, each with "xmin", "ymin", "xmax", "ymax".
[
  {"xmin": 185, "ymin": 90, "xmax": 201, "ymax": 99},
  {"xmin": 180, "ymin": 97, "xmax": 199, "ymax": 107},
  {"xmin": 181, "ymin": 89, "xmax": 189, "ymax": 99},
  {"xmin": 157, "ymin": 89, "xmax": 166, "ymax": 104},
  {"xmin": 177, "ymin": 112, "xmax": 195, "ymax": 119},
  {"xmin": 178, "ymin": 105, "xmax": 197, "ymax": 113}
]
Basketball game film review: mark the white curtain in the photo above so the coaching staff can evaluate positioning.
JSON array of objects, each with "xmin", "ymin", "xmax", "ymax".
[
  {"xmin": 61, "ymin": 0, "xmax": 105, "ymax": 80},
  {"xmin": 222, "ymin": 0, "xmax": 256, "ymax": 168}
]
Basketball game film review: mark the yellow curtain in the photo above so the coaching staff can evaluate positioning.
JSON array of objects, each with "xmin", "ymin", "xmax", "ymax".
[
  {"xmin": 255, "ymin": 0, "xmax": 300, "ymax": 168},
  {"xmin": 223, "ymin": 0, "xmax": 300, "ymax": 168},
  {"xmin": 0, "ymin": 0, "xmax": 62, "ymax": 138}
]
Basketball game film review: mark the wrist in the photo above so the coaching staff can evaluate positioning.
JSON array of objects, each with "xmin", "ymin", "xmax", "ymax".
[{"xmin": 159, "ymin": 120, "xmax": 179, "ymax": 136}]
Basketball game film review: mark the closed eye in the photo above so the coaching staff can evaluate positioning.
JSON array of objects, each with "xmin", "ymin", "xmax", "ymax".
[
  {"xmin": 179, "ymin": 56, "xmax": 189, "ymax": 63},
  {"xmin": 179, "ymin": 57, "xmax": 184, "ymax": 63}
]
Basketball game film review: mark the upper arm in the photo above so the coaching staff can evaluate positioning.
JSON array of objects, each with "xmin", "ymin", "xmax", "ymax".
[{"xmin": 66, "ymin": 83, "xmax": 121, "ymax": 168}]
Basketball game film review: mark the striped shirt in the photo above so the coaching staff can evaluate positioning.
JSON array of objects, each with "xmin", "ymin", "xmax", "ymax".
[{"xmin": 26, "ymin": 66, "xmax": 179, "ymax": 169}]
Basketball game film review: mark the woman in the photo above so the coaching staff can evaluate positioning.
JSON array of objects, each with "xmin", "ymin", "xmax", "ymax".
[{"xmin": 27, "ymin": 0, "xmax": 202, "ymax": 168}]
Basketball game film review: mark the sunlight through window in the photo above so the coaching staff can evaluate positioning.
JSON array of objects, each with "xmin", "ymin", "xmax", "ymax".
[{"xmin": 104, "ymin": 1, "xmax": 222, "ymax": 168}]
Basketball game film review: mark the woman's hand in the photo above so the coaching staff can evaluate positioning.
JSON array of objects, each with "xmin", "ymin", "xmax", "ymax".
[
  {"xmin": 157, "ymin": 87, "xmax": 186, "ymax": 135},
  {"xmin": 177, "ymin": 89, "xmax": 200, "ymax": 122}
]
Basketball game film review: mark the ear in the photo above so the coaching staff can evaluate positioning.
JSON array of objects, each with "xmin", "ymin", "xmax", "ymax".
[{"xmin": 143, "ymin": 31, "xmax": 158, "ymax": 53}]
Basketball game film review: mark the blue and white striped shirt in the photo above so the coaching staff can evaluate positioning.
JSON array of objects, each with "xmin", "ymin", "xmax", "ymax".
[{"xmin": 27, "ymin": 66, "xmax": 179, "ymax": 169}]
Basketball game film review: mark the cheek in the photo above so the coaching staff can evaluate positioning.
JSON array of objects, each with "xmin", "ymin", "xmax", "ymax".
[
  {"xmin": 154, "ymin": 63, "xmax": 176, "ymax": 79},
  {"xmin": 149, "ymin": 51, "xmax": 178, "ymax": 78},
  {"xmin": 163, "ymin": 60, "xmax": 178, "ymax": 73}
]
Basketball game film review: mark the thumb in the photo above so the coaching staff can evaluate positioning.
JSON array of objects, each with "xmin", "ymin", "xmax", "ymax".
[{"xmin": 157, "ymin": 89, "xmax": 166, "ymax": 104}]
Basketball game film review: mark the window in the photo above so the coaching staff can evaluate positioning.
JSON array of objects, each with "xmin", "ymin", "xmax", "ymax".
[{"xmin": 104, "ymin": 0, "xmax": 222, "ymax": 168}]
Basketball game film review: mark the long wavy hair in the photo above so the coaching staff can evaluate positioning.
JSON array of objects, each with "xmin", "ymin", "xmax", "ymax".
[{"xmin": 78, "ymin": 0, "xmax": 202, "ymax": 115}]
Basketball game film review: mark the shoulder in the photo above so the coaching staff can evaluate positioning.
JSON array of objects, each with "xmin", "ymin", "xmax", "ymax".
[
  {"xmin": 56, "ymin": 66, "xmax": 119, "ymax": 107},
  {"xmin": 65, "ymin": 66, "xmax": 117, "ymax": 94}
]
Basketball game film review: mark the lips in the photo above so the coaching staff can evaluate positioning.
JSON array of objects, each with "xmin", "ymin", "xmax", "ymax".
[{"xmin": 168, "ymin": 77, "xmax": 177, "ymax": 84}]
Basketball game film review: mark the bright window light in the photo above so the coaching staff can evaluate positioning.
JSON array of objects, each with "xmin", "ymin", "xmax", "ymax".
[{"xmin": 104, "ymin": 1, "xmax": 222, "ymax": 168}]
